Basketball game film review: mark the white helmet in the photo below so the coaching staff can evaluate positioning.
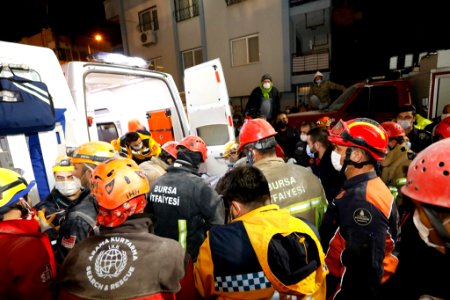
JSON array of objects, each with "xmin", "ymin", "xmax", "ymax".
[{"xmin": 314, "ymin": 71, "xmax": 323, "ymax": 78}]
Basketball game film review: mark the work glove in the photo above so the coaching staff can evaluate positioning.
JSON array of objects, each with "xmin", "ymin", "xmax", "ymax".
[{"xmin": 36, "ymin": 209, "xmax": 59, "ymax": 232}]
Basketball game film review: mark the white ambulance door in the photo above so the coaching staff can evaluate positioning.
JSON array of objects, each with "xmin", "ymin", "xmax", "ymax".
[{"xmin": 184, "ymin": 58, "xmax": 235, "ymax": 177}]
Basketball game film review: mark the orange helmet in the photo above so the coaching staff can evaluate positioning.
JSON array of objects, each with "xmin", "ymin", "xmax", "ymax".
[
  {"xmin": 316, "ymin": 116, "xmax": 333, "ymax": 127},
  {"xmin": 380, "ymin": 121, "xmax": 406, "ymax": 138},
  {"xmin": 401, "ymin": 138, "xmax": 450, "ymax": 208},
  {"xmin": 238, "ymin": 118, "xmax": 277, "ymax": 153},
  {"xmin": 162, "ymin": 141, "xmax": 179, "ymax": 159},
  {"xmin": 128, "ymin": 118, "xmax": 145, "ymax": 132},
  {"xmin": 90, "ymin": 158, "xmax": 149, "ymax": 210},
  {"xmin": 434, "ymin": 116, "xmax": 450, "ymax": 140},
  {"xmin": 328, "ymin": 118, "xmax": 388, "ymax": 161},
  {"xmin": 178, "ymin": 135, "xmax": 208, "ymax": 162},
  {"xmin": 70, "ymin": 141, "xmax": 116, "ymax": 165}
]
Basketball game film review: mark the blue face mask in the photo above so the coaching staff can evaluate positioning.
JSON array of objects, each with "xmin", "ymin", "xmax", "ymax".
[{"xmin": 306, "ymin": 145, "xmax": 315, "ymax": 158}]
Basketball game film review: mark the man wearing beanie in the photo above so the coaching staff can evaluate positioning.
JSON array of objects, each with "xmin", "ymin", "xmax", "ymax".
[{"xmin": 244, "ymin": 73, "xmax": 281, "ymax": 124}]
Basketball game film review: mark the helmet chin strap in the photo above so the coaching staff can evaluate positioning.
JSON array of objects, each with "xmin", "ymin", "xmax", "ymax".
[{"xmin": 341, "ymin": 147, "xmax": 372, "ymax": 175}]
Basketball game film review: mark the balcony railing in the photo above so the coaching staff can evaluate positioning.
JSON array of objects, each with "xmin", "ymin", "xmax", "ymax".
[
  {"xmin": 174, "ymin": 3, "xmax": 199, "ymax": 22},
  {"xmin": 292, "ymin": 51, "xmax": 329, "ymax": 74}
]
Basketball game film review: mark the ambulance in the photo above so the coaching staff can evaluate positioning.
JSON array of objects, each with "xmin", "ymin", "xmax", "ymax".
[{"xmin": 0, "ymin": 41, "xmax": 234, "ymax": 203}]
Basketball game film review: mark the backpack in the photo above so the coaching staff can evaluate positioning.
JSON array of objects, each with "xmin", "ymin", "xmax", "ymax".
[{"xmin": 0, "ymin": 66, "xmax": 55, "ymax": 135}]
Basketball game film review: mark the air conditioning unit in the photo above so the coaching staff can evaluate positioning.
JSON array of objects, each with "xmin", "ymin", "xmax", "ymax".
[{"xmin": 140, "ymin": 30, "xmax": 157, "ymax": 47}]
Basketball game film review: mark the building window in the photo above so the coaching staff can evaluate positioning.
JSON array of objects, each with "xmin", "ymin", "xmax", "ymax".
[
  {"xmin": 174, "ymin": 0, "xmax": 199, "ymax": 22},
  {"xmin": 182, "ymin": 48, "xmax": 203, "ymax": 69},
  {"xmin": 225, "ymin": 0, "xmax": 247, "ymax": 6},
  {"xmin": 231, "ymin": 34, "xmax": 259, "ymax": 67},
  {"xmin": 139, "ymin": 6, "xmax": 159, "ymax": 32}
]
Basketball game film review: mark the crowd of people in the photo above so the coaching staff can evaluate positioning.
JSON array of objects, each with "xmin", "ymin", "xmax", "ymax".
[{"xmin": 1, "ymin": 72, "xmax": 449, "ymax": 299}]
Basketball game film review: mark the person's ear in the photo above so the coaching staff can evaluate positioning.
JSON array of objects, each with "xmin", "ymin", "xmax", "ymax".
[{"xmin": 230, "ymin": 200, "xmax": 242, "ymax": 219}]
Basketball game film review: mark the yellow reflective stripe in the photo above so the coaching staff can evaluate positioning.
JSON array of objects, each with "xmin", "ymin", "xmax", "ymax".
[
  {"xmin": 395, "ymin": 178, "xmax": 407, "ymax": 186},
  {"xmin": 284, "ymin": 196, "xmax": 326, "ymax": 228},
  {"xmin": 178, "ymin": 219, "xmax": 187, "ymax": 249}
]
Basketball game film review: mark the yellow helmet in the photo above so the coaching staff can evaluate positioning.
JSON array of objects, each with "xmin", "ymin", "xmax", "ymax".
[
  {"xmin": 0, "ymin": 168, "xmax": 35, "ymax": 212},
  {"xmin": 70, "ymin": 141, "xmax": 116, "ymax": 166},
  {"xmin": 52, "ymin": 155, "xmax": 74, "ymax": 173},
  {"xmin": 222, "ymin": 140, "xmax": 239, "ymax": 158}
]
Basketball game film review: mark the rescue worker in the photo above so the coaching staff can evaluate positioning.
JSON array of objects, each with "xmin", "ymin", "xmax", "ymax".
[
  {"xmin": 57, "ymin": 158, "xmax": 195, "ymax": 299},
  {"xmin": 0, "ymin": 168, "xmax": 57, "ymax": 299},
  {"xmin": 112, "ymin": 130, "xmax": 161, "ymax": 164},
  {"xmin": 380, "ymin": 121, "xmax": 415, "ymax": 209},
  {"xmin": 320, "ymin": 118, "xmax": 400, "ymax": 300},
  {"xmin": 294, "ymin": 120, "xmax": 317, "ymax": 167},
  {"xmin": 139, "ymin": 140, "xmax": 179, "ymax": 186},
  {"xmin": 395, "ymin": 104, "xmax": 432, "ymax": 153},
  {"xmin": 58, "ymin": 141, "xmax": 116, "ymax": 261},
  {"xmin": 146, "ymin": 135, "xmax": 225, "ymax": 261},
  {"xmin": 432, "ymin": 115, "xmax": 450, "ymax": 142},
  {"xmin": 380, "ymin": 138, "xmax": 450, "ymax": 300},
  {"xmin": 195, "ymin": 165, "xmax": 328, "ymax": 299},
  {"xmin": 238, "ymin": 118, "xmax": 327, "ymax": 229},
  {"xmin": 221, "ymin": 140, "xmax": 239, "ymax": 170},
  {"xmin": 34, "ymin": 155, "xmax": 87, "ymax": 258},
  {"xmin": 308, "ymin": 71, "xmax": 345, "ymax": 110}
]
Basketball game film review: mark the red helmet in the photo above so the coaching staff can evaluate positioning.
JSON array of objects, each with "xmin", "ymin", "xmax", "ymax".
[
  {"xmin": 162, "ymin": 141, "xmax": 179, "ymax": 159},
  {"xmin": 401, "ymin": 138, "xmax": 450, "ymax": 208},
  {"xmin": 238, "ymin": 118, "xmax": 277, "ymax": 153},
  {"xmin": 434, "ymin": 116, "xmax": 450, "ymax": 139},
  {"xmin": 380, "ymin": 121, "xmax": 406, "ymax": 138},
  {"xmin": 178, "ymin": 135, "xmax": 207, "ymax": 162},
  {"xmin": 328, "ymin": 118, "xmax": 388, "ymax": 161}
]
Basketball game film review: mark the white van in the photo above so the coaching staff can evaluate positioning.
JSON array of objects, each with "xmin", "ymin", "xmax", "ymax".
[{"xmin": 0, "ymin": 42, "xmax": 234, "ymax": 201}]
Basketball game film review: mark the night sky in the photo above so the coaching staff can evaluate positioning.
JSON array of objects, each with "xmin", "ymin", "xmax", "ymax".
[{"xmin": 0, "ymin": 0, "xmax": 120, "ymax": 44}]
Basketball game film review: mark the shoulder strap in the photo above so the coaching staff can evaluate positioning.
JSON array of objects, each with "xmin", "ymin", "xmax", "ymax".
[{"xmin": 70, "ymin": 211, "xmax": 100, "ymax": 235}]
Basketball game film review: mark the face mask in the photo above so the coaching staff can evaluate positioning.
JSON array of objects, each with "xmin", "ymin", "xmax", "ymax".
[
  {"xmin": 397, "ymin": 120, "xmax": 412, "ymax": 130},
  {"xmin": 55, "ymin": 177, "xmax": 81, "ymax": 197},
  {"xmin": 412, "ymin": 210, "xmax": 445, "ymax": 251},
  {"xmin": 300, "ymin": 134, "xmax": 308, "ymax": 142},
  {"xmin": 263, "ymin": 82, "xmax": 271, "ymax": 89},
  {"xmin": 306, "ymin": 145, "xmax": 315, "ymax": 158},
  {"xmin": 315, "ymin": 79, "xmax": 322, "ymax": 85},
  {"xmin": 405, "ymin": 141, "xmax": 412, "ymax": 149},
  {"xmin": 276, "ymin": 120, "xmax": 287, "ymax": 128},
  {"xmin": 132, "ymin": 143, "xmax": 143, "ymax": 151},
  {"xmin": 331, "ymin": 150, "xmax": 343, "ymax": 172}
]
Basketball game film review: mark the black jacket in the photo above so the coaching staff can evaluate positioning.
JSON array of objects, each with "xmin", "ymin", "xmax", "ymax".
[
  {"xmin": 244, "ymin": 86, "xmax": 281, "ymax": 124},
  {"xmin": 146, "ymin": 159, "xmax": 225, "ymax": 260}
]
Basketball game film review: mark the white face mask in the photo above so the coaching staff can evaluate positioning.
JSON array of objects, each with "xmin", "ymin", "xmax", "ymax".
[
  {"xmin": 397, "ymin": 120, "xmax": 412, "ymax": 130},
  {"xmin": 263, "ymin": 82, "xmax": 271, "ymax": 89},
  {"xmin": 55, "ymin": 177, "xmax": 81, "ymax": 197},
  {"xmin": 331, "ymin": 150, "xmax": 343, "ymax": 172},
  {"xmin": 441, "ymin": 113, "xmax": 450, "ymax": 120},
  {"xmin": 315, "ymin": 79, "xmax": 322, "ymax": 85},
  {"xmin": 300, "ymin": 133, "xmax": 308, "ymax": 142},
  {"xmin": 405, "ymin": 141, "xmax": 412, "ymax": 149},
  {"xmin": 412, "ymin": 209, "xmax": 445, "ymax": 251},
  {"xmin": 131, "ymin": 142, "xmax": 143, "ymax": 151},
  {"xmin": 306, "ymin": 145, "xmax": 314, "ymax": 158}
]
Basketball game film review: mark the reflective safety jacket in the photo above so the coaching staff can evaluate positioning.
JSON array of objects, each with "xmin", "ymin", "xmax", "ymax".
[
  {"xmin": 112, "ymin": 131, "xmax": 161, "ymax": 164},
  {"xmin": 0, "ymin": 219, "xmax": 56, "ymax": 299},
  {"xmin": 254, "ymin": 156, "xmax": 328, "ymax": 228},
  {"xmin": 194, "ymin": 204, "xmax": 328, "ymax": 299},
  {"xmin": 320, "ymin": 172, "xmax": 399, "ymax": 300},
  {"xmin": 146, "ymin": 159, "xmax": 225, "ymax": 261},
  {"xmin": 381, "ymin": 143, "xmax": 414, "ymax": 204}
]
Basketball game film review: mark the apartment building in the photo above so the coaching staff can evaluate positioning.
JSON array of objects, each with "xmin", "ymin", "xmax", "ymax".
[{"xmin": 104, "ymin": 0, "xmax": 333, "ymax": 113}]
